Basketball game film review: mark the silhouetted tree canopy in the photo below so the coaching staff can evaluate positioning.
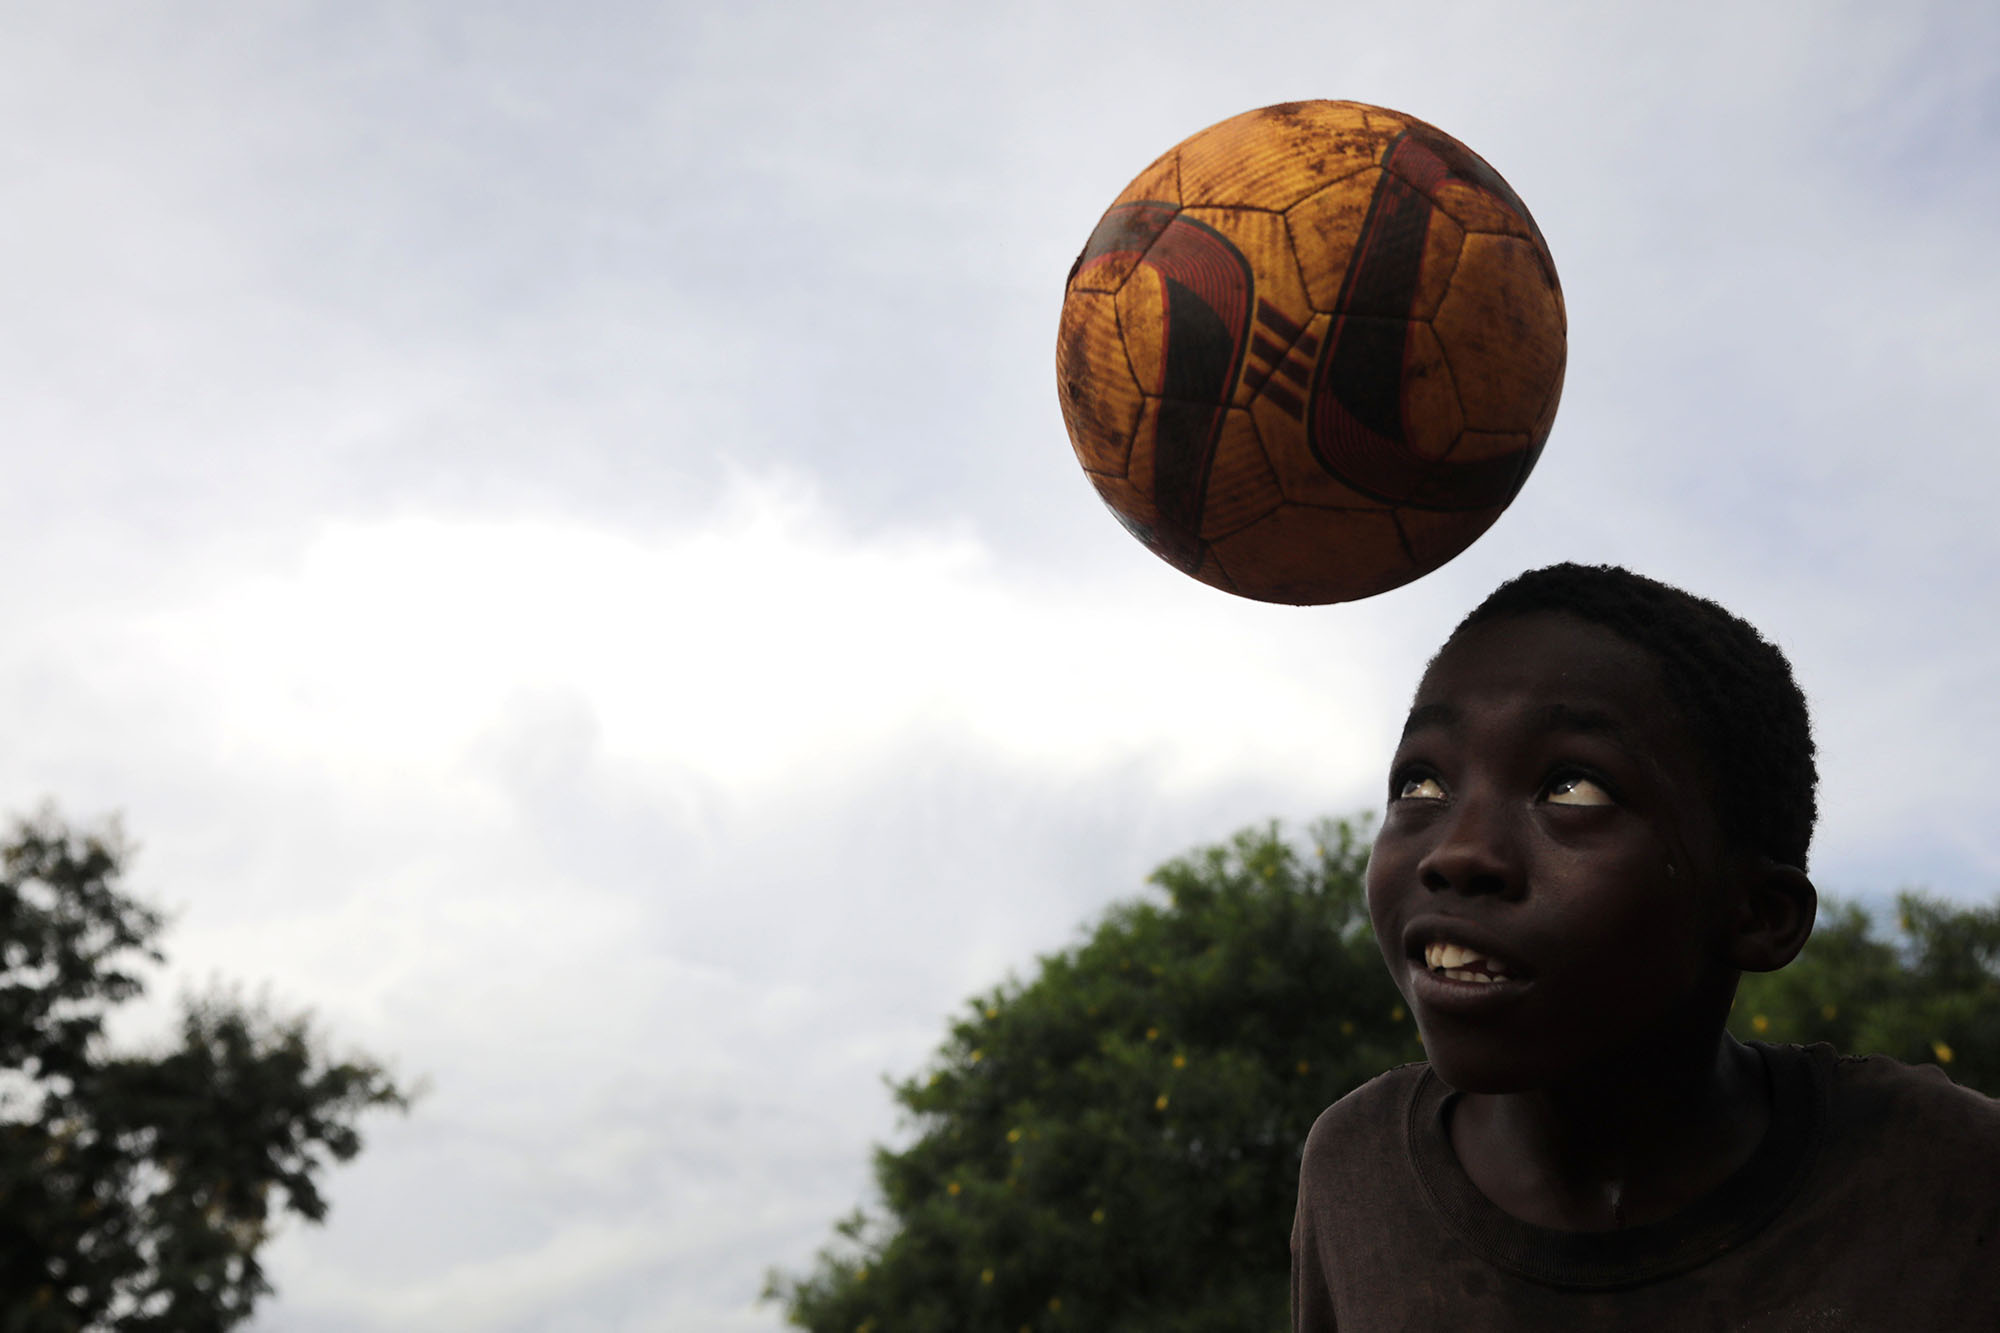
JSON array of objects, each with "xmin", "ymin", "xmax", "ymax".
[
  {"xmin": 770, "ymin": 818, "xmax": 2000, "ymax": 1333},
  {"xmin": 769, "ymin": 818, "xmax": 1418, "ymax": 1333},
  {"xmin": 0, "ymin": 810, "xmax": 413, "ymax": 1331}
]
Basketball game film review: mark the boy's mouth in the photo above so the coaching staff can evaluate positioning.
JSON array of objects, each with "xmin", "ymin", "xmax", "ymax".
[{"xmin": 1423, "ymin": 940, "xmax": 1517, "ymax": 984}]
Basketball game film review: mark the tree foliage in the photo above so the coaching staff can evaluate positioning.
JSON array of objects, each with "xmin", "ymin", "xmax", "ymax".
[
  {"xmin": 772, "ymin": 818, "xmax": 2000, "ymax": 1333},
  {"xmin": 0, "ymin": 810, "xmax": 413, "ymax": 1331},
  {"xmin": 1730, "ymin": 891, "xmax": 2000, "ymax": 1095},
  {"xmin": 768, "ymin": 818, "xmax": 1420, "ymax": 1333}
]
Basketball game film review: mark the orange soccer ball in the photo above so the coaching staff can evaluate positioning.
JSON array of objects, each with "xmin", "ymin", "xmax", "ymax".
[{"xmin": 1056, "ymin": 101, "xmax": 1565, "ymax": 605}]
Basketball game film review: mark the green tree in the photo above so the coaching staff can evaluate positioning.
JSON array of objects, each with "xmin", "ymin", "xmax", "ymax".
[
  {"xmin": 1730, "ymin": 891, "xmax": 2000, "ymax": 1094},
  {"xmin": 767, "ymin": 818, "xmax": 1420, "ymax": 1333},
  {"xmin": 772, "ymin": 819, "xmax": 2000, "ymax": 1333},
  {"xmin": 0, "ymin": 810, "xmax": 413, "ymax": 1331}
]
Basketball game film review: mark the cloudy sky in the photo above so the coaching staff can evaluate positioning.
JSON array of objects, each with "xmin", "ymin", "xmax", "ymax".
[{"xmin": 2, "ymin": 2, "xmax": 1995, "ymax": 1328}]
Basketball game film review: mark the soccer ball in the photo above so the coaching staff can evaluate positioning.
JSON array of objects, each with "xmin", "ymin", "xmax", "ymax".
[{"xmin": 1056, "ymin": 101, "xmax": 1565, "ymax": 605}]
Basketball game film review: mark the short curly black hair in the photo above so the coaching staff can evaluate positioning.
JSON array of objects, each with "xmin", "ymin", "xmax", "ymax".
[{"xmin": 1444, "ymin": 563, "xmax": 1818, "ymax": 871}]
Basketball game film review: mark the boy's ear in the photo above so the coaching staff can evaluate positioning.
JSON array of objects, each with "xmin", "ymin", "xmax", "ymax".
[{"xmin": 1726, "ymin": 858, "xmax": 1817, "ymax": 973}]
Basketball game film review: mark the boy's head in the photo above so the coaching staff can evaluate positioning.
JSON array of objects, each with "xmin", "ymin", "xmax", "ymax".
[
  {"xmin": 1449, "ymin": 562, "xmax": 1817, "ymax": 872},
  {"xmin": 1365, "ymin": 564, "xmax": 1819, "ymax": 1092}
]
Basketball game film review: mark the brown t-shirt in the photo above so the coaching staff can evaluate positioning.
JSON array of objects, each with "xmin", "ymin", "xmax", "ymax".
[{"xmin": 1292, "ymin": 1043, "xmax": 2000, "ymax": 1330}]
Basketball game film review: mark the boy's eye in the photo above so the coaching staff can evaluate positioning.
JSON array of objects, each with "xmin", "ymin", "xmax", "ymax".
[
  {"xmin": 1395, "ymin": 775, "xmax": 1446, "ymax": 802},
  {"xmin": 1545, "ymin": 774, "xmax": 1614, "ymax": 807}
]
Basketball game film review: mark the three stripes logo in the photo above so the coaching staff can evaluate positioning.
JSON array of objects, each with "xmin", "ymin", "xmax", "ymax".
[{"xmin": 1243, "ymin": 300, "xmax": 1317, "ymax": 422}]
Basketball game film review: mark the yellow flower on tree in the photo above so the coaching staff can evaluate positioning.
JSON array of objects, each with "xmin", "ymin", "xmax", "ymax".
[
  {"xmin": 1752, "ymin": 1014, "xmax": 1770, "ymax": 1033},
  {"xmin": 1171, "ymin": 1053, "xmax": 1186, "ymax": 1069},
  {"xmin": 1934, "ymin": 1041, "xmax": 1955, "ymax": 1064},
  {"xmin": 981, "ymin": 1268, "xmax": 994, "ymax": 1285},
  {"xmin": 1154, "ymin": 1093, "xmax": 1169, "ymax": 1111}
]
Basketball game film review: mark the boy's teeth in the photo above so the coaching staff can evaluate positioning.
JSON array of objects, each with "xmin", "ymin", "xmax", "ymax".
[
  {"xmin": 1424, "ymin": 941, "xmax": 1511, "ymax": 978},
  {"xmin": 1425, "ymin": 941, "xmax": 1479, "ymax": 970}
]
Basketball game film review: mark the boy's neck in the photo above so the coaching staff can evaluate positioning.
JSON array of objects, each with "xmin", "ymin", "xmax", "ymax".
[{"xmin": 1446, "ymin": 1033, "xmax": 1771, "ymax": 1232}]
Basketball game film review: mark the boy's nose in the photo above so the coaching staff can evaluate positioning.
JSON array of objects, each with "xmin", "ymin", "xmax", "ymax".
[{"xmin": 1416, "ymin": 796, "xmax": 1522, "ymax": 899}]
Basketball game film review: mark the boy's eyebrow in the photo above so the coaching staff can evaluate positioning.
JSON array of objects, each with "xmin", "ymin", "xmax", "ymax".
[
  {"xmin": 1399, "ymin": 703, "xmax": 1457, "ymax": 739},
  {"xmin": 1535, "ymin": 703, "xmax": 1630, "ymax": 740},
  {"xmin": 1396, "ymin": 702, "xmax": 1634, "ymax": 742}
]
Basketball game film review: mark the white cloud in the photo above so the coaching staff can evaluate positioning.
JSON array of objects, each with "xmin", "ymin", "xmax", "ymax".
[{"xmin": 108, "ymin": 473, "xmax": 1403, "ymax": 800}]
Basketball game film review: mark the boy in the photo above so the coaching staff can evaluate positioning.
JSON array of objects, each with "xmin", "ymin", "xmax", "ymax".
[{"xmin": 1292, "ymin": 563, "xmax": 2000, "ymax": 1329}]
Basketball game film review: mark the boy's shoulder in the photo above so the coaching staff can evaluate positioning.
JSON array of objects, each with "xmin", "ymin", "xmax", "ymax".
[
  {"xmin": 1296, "ymin": 1059, "xmax": 1438, "ymax": 1213},
  {"xmin": 1824, "ymin": 1043, "xmax": 2000, "ymax": 1114},
  {"xmin": 1813, "ymin": 1043, "xmax": 2000, "ymax": 1184},
  {"xmin": 1759, "ymin": 1045, "xmax": 2000, "ymax": 1324},
  {"xmin": 1301, "ymin": 1059, "xmax": 1430, "ymax": 1155}
]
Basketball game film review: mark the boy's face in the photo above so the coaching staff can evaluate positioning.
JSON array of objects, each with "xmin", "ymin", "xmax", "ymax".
[{"xmin": 1365, "ymin": 611, "xmax": 1742, "ymax": 1093}]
